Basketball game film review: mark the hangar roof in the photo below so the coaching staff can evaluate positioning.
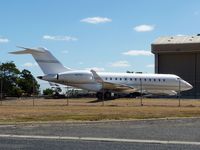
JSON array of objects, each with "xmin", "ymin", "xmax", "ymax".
[
  {"xmin": 152, "ymin": 35, "xmax": 200, "ymax": 45},
  {"xmin": 152, "ymin": 35, "xmax": 200, "ymax": 54}
]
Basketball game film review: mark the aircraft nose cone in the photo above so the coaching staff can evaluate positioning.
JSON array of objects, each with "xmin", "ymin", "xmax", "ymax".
[
  {"xmin": 186, "ymin": 82, "xmax": 193, "ymax": 90},
  {"xmin": 181, "ymin": 80, "xmax": 193, "ymax": 91}
]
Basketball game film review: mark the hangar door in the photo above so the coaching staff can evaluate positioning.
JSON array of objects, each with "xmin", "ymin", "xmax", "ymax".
[{"xmin": 158, "ymin": 53, "xmax": 196, "ymax": 97}]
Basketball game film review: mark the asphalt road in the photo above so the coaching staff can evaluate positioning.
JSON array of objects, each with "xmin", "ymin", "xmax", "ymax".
[
  {"xmin": 0, "ymin": 118, "xmax": 200, "ymax": 150},
  {"xmin": 1, "ymin": 137, "xmax": 199, "ymax": 150}
]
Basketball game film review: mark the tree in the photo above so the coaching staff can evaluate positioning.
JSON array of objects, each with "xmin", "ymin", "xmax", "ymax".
[
  {"xmin": 0, "ymin": 62, "xmax": 40, "ymax": 97},
  {"xmin": 10, "ymin": 86, "xmax": 24, "ymax": 98},
  {"xmin": 0, "ymin": 61, "xmax": 20, "ymax": 96},
  {"xmin": 17, "ymin": 69, "xmax": 40, "ymax": 96},
  {"xmin": 43, "ymin": 88, "xmax": 54, "ymax": 96}
]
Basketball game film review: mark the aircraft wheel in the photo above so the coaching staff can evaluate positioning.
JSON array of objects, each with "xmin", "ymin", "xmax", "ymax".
[
  {"xmin": 96, "ymin": 92, "xmax": 103, "ymax": 100},
  {"xmin": 105, "ymin": 92, "xmax": 111, "ymax": 100}
]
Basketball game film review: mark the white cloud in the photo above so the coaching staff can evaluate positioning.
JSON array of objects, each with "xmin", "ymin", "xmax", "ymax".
[
  {"xmin": 0, "ymin": 37, "xmax": 9, "ymax": 43},
  {"xmin": 122, "ymin": 50, "xmax": 153, "ymax": 56},
  {"xmin": 110, "ymin": 61, "xmax": 131, "ymax": 67},
  {"xmin": 146, "ymin": 64, "xmax": 154, "ymax": 68},
  {"xmin": 133, "ymin": 24, "xmax": 155, "ymax": 32},
  {"xmin": 81, "ymin": 17, "xmax": 112, "ymax": 24},
  {"xmin": 61, "ymin": 50, "xmax": 69, "ymax": 54},
  {"xmin": 85, "ymin": 67, "xmax": 105, "ymax": 72},
  {"xmin": 22, "ymin": 62, "xmax": 38, "ymax": 67},
  {"xmin": 176, "ymin": 34, "xmax": 185, "ymax": 36},
  {"xmin": 43, "ymin": 35, "xmax": 77, "ymax": 41}
]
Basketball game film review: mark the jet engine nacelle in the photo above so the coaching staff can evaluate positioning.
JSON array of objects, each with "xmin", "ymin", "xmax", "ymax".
[
  {"xmin": 37, "ymin": 74, "xmax": 58, "ymax": 81},
  {"xmin": 58, "ymin": 70, "xmax": 94, "ymax": 84}
]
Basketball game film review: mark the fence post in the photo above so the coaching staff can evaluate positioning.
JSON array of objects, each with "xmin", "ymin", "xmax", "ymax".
[
  {"xmin": 140, "ymin": 79, "xmax": 143, "ymax": 106},
  {"xmin": 32, "ymin": 79, "xmax": 35, "ymax": 106},
  {"xmin": 0, "ymin": 77, "xmax": 2, "ymax": 105},
  {"xmin": 178, "ymin": 79, "xmax": 181, "ymax": 107},
  {"xmin": 102, "ymin": 82, "xmax": 104, "ymax": 106},
  {"xmin": 67, "ymin": 84, "xmax": 69, "ymax": 106}
]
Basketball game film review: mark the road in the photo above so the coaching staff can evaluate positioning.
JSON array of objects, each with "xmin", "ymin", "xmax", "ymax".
[{"xmin": 0, "ymin": 118, "xmax": 200, "ymax": 149}]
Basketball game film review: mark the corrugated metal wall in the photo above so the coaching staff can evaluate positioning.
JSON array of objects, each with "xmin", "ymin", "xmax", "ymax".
[{"xmin": 156, "ymin": 53, "xmax": 200, "ymax": 98}]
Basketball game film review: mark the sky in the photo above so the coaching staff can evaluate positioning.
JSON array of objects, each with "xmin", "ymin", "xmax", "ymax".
[{"xmin": 0, "ymin": 0, "xmax": 200, "ymax": 90}]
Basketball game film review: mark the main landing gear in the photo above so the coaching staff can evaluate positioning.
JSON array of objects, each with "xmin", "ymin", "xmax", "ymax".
[{"xmin": 96, "ymin": 92, "xmax": 113, "ymax": 100}]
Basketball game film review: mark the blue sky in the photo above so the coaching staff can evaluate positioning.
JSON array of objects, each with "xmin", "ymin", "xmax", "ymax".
[{"xmin": 0, "ymin": 0, "xmax": 200, "ymax": 89}]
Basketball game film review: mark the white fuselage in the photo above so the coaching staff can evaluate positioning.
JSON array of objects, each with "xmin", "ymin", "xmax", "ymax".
[
  {"xmin": 11, "ymin": 47, "xmax": 193, "ymax": 96},
  {"xmin": 40, "ymin": 70, "xmax": 192, "ymax": 95}
]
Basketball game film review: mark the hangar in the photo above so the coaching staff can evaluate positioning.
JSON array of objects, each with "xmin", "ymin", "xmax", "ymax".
[{"xmin": 151, "ymin": 35, "xmax": 200, "ymax": 98}]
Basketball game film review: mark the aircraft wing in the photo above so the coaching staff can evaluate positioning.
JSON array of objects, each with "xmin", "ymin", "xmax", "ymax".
[
  {"xmin": 91, "ymin": 70, "xmax": 178, "ymax": 95},
  {"xmin": 103, "ymin": 82, "xmax": 137, "ymax": 93},
  {"xmin": 91, "ymin": 70, "xmax": 137, "ymax": 93},
  {"xmin": 145, "ymin": 90, "xmax": 177, "ymax": 96},
  {"xmin": 49, "ymin": 82, "xmax": 59, "ymax": 87}
]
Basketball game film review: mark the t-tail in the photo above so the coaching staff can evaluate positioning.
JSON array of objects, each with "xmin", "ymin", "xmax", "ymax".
[{"xmin": 10, "ymin": 46, "xmax": 71, "ymax": 74}]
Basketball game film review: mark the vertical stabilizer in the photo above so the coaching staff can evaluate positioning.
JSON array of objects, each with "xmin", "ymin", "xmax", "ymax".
[{"xmin": 10, "ymin": 46, "xmax": 71, "ymax": 74}]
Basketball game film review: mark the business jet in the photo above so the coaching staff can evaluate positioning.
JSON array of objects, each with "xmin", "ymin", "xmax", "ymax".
[{"xmin": 10, "ymin": 47, "xmax": 193, "ymax": 100}]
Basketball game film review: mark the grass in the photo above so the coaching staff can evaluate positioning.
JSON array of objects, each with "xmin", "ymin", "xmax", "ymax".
[{"xmin": 0, "ymin": 98, "xmax": 200, "ymax": 124}]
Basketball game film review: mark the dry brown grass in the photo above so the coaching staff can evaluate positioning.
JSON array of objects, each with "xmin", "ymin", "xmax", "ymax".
[{"xmin": 0, "ymin": 98, "xmax": 200, "ymax": 123}]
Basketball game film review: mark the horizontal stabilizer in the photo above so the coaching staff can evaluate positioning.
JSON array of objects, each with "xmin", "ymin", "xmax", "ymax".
[{"xmin": 9, "ymin": 46, "xmax": 46, "ymax": 54}]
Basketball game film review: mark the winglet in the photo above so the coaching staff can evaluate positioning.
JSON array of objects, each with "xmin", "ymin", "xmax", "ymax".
[{"xmin": 91, "ymin": 70, "xmax": 103, "ymax": 83}]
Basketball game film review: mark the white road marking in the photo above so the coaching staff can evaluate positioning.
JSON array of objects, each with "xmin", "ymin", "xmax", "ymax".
[{"xmin": 0, "ymin": 134, "xmax": 199, "ymax": 145}]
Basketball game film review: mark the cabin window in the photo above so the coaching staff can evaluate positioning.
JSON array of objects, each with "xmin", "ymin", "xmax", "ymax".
[
  {"xmin": 115, "ymin": 78, "xmax": 117, "ymax": 80},
  {"xmin": 120, "ymin": 78, "xmax": 122, "ymax": 80},
  {"xmin": 110, "ymin": 78, "xmax": 112, "ymax": 80},
  {"xmin": 144, "ymin": 79, "xmax": 146, "ymax": 81},
  {"xmin": 130, "ymin": 78, "xmax": 132, "ymax": 81},
  {"xmin": 158, "ymin": 79, "xmax": 161, "ymax": 82},
  {"xmin": 135, "ymin": 78, "xmax": 137, "ymax": 81},
  {"xmin": 163, "ymin": 79, "xmax": 166, "ymax": 82},
  {"xmin": 149, "ymin": 79, "xmax": 151, "ymax": 82},
  {"xmin": 154, "ymin": 79, "xmax": 156, "ymax": 82},
  {"xmin": 139, "ymin": 78, "xmax": 141, "ymax": 81},
  {"xmin": 124, "ymin": 78, "xmax": 127, "ymax": 81},
  {"xmin": 105, "ymin": 77, "xmax": 108, "ymax": 80}
]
